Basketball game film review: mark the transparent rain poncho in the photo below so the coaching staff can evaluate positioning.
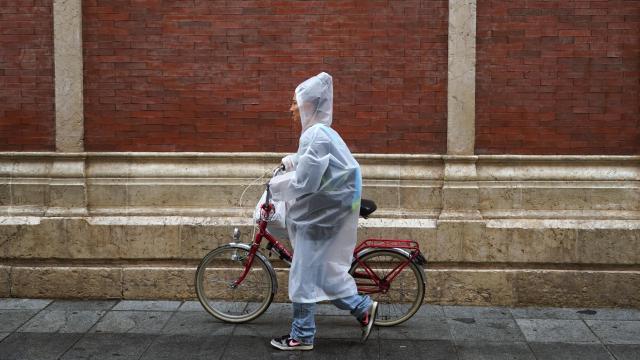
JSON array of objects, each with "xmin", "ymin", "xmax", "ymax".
[{"xmin": 270, "ymin": 72, "xmax": 362, "ymax": 303}]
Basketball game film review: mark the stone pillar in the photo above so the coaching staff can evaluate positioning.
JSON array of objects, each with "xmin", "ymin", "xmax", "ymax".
[
  {"xmin": 447, "ymin": 0, "xmax": 476, "ymax": 155},
  {"xmin": 52, "ymin": 0, "xmax": 87, "ymax": 213},
  {"xmin": 441, "ymin": 0, "xmax": 480, "ymax": 219},
  {"xmin": 54, "ymin": 0, "xmax": 84, "ymax": 152}
]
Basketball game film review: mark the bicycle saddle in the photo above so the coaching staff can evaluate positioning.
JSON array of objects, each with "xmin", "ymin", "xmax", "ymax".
[{"xmin": 360, "ymin": 199, "xmax": 377, "ymax": 218}]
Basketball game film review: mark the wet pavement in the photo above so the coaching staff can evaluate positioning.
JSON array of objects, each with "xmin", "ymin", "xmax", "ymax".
[{"xmin": 0, "ymin": 298, "xmax": 639, "ymax": 359}]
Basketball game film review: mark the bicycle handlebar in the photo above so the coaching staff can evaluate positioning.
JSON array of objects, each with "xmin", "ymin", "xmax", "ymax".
[{"xmin": 261, "ymin": 163, "xmax": 285, "ymax": 212}]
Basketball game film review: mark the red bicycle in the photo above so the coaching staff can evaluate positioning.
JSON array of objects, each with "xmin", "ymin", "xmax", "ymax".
[{"xmin": 195, "ymin": 167, "xmax": 427, "ymax": 326}]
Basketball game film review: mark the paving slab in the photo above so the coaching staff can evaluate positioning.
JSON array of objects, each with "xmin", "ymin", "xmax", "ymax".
[
  {"xmin": 448, "ymin": 318, "xmax": 525, "ymax": 343},
  {"xmin": 18, "ymin": 310, "xmax": 105, "ymax": 333},
  {"xmin": 60, "ymin": 333, "xmax": 156, "ymax": 360},
  {"xmin": 378, "ymin": 339, "xmax": 457, "ymax": 360},
  {"xmin": 517, "ymin": 319, "xmax": 600, "ymax": 343},
  {"xmin": 111, "ymin": 300, "xmax": 181, "ymax": 312},
  {"xmin": 0, "ymin": 310, "xmax": 39, "ymax": 332},
  {"xmin": 606, "ymin": 344, "xmax": 640, "ymax": 360},
  {"xmin": 456, "ymin": 341, "xmax": 536, "ymax": 360},
  {"xmin": 510, "ymin": 307, "xmax": 581, "ymax": 320},
  {"xmin": 194, "ymin": 301, "xmax": 252, "ymax": 317},
  {"xmin": 178, "ymin": 300, "xmax": 205, "ymax": 312},
  {"xmin": 411, "ymin": 304, "xmax": 446, "ymax": 319},
  {"xmin": 528, "ymin": 342, "xmax": 615, "ymax": 360},
  {"xmin": 161, "ymin": 311, "xmax": 235, "ymax": 336},
  {"xmin": 586, "ymin": 320, "xmax": 640, "ymax": 344},
  {"xmin": 90, "ymin": 311, "xmax": 172, "ymax": 333},
  {"xmin": 314, "ymin": 315, "xmax": 374, "ymax": 340},
  {"xmin": 140, "ymin": 334, "xmax": 229, "ymax": 360},
  {"xmin": 378, "ymin": 318, "xmax": 451, "ymax": 340},
  {"xmin": 223, "ymin": 335, "xmax": 303, "ymax": 360},
  {"xmin": 576, "ymin": 308, "xmax": 640, "ymax": 321},
  {"xmin": 0, "ymin": 298, "xmax": 51, "ymax": 310},
  {"xmin": 0, "ymin": 333, "xmax": 81, "ymax": 360},
  {"xmin": 0, "ymin": 332, "xmax": 9, "ymax": 342},
  {"xmin": 444, "ymin": 306, "xmax": 513, "ymax": 319},
  {"xmin": 301, "ymin": 338, "xmax": 378, "ymax": 360},
  {"xmin": 46, "ymin": 300, "xmax": 117, "ymax": 312},
  {"xmin": 232, "ymin": 316, "xmax": 293, "ymax": 338}
]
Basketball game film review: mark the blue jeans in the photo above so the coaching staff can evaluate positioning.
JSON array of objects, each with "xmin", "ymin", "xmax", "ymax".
[{"xmin": 289, "ymin": 294, "xmax": 372, "ymax": 344}]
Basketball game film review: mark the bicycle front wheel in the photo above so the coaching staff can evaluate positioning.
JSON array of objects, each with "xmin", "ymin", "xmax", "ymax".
[
  {"xmin": 349, "ymin": 249, "xmax": 426, "ymax": 326},
  {"xmin": 195, "ymin": 244, "xmax": 276, "ymax": 323}
]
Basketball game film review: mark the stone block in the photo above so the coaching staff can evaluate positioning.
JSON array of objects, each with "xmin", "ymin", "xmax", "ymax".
[
  {"xmin": 588, "ymin": 187, "xmax": 640, "ymax": 211},
  {"xmin": 434, "ymin": 220, "xmax": 464, "ymax": 262},
  {"xmin": 0, "ymin": 183, "xmax": 9, "ymax": 206},
  {"xmin": 65, "ymin": 219, "xmax": 124, "ymax": 259},
  {"xmin": 462, "ymin": 224, "xmax": 578, "ymax": 263},
  {"xmin": 479, "ymin": 186, "xmax": 523, "ymax": 211},
  {"xmin": 127, "ymin": 183, "xmax": 255, "ymax": 208},
  {"xmin": 180, "ymin": 223, "xmax": 253, "ymax": 259},
  {"xmin": 400, "ymin": 184, "xmax": 442, "ymax": 211},
  {"xmin": 12, "ymin": 183, "xmax": 47, "ymax": 206},
  {"xmin": 0, "ymin": 266, "xmax": 10, "ymax": 296},
  {"xmin": 512, "ymin": 270, "xmax": 640, "ymax": 307},
  {"xmin": 49, "ymin": 184, "xmax": 86, "ymax": 208},
  {"xmin": 87, "ymin": 183, "xmax": 127, "ymax": 208},
  {"xmin": 122, "ymin": 225, "xmax": 180, "ymax": 259},
  {"xmin": 357, "ymin": 218, "xmax": 439, "ymax": 259},
  {"xmin": 577, "ymin": 228, "xmax": 640, "ymax": 264},
  {"xmin": 521, "ymin": 187, "xmax": 590, "ymax": 210},
  {"xmin": 427, "ymin": 269, "xmax": 515, "ymax": 305},
  {"xmin": 0, "ymin": 223, "xmax": 19, "ymax": 257},
  {"xmin": 6, "ymin": 219, "xmax": 66, "ymax": 258},
  {"xmin": 442, "ymin": 184, "xmax": 480, "ymax": 212},
  {"xmin": 122, "ymin": 267, "xmax": 195, "ymax": 299},
  {"xmin": 11, "ymin": 266, "xmax": 122, "ymax": 298}
]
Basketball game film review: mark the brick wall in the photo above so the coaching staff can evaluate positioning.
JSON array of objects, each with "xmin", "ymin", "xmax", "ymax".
[
  {"xmin": 83, "ymin": 0, "xmax": 448, "ymax": 153},
  {"xmin": 476, "ymin": 0, "xmax": 640, "ymax": 155},
  {"xmin": 0, "ymin": 0, "xmax": 55, "ymax": 151}
]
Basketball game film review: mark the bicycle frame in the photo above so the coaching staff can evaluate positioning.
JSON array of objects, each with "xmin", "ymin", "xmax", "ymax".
[{"xmin": 233, "ymin": 199, "xmax": 426, "ymax": 296}]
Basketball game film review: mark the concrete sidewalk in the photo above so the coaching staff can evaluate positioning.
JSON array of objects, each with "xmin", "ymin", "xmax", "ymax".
[{"xmin": 0, "ymin": 298, "xmax": 639, "ymax": 359}]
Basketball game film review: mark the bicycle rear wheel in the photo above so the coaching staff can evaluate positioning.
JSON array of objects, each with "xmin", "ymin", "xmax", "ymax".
[
  {"xmin": 349, "ymin": 249, "xmax": 426, "ymax": 326},
  {"xmin": 195, "ymin": 244, "xmax": 276, "ymax": 323}
]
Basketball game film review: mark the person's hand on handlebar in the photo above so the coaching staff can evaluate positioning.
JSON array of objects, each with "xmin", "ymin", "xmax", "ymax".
[{"xmin": 281, "ymin": 154, "xmax": 296, "ymax": 172}]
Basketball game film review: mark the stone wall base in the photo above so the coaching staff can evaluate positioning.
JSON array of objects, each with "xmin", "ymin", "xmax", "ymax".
[
  {"xmin": 2, "ymin": 265, "xmax": 638, "ymax": 307},
  {"xmin": 1, "ymin": 152, "xmax": 638, "ymax": 307}
]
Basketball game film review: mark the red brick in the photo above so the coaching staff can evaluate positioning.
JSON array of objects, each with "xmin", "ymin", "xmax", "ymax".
[
  {"xmin": 476, "ymin": 0, "xmax": 640, "ymax": 155},
  {"xmin": 0, "ymin": 1, "xmax": 54, "ymax": 151},
  {"xmin": 83, "ymin": 0, "xmax": 448, "ymax": 153}
]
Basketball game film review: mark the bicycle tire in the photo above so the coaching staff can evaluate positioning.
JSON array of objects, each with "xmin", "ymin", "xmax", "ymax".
[
  {"xmin": 349, "ymin": 248, "xmax": 426, "ymax": 326},
  {"xmin": 195, "ymin": 244, "xmax": 276, "ymax": 323}
]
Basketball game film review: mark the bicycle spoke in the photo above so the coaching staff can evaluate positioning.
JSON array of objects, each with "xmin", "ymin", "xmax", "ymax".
[
  {"xmin": 350, "ymin": 250, "xmax": 425, "ymax": 326},
  {"xmin": 196, "ymin": 246, "xmax": 275, "ymax": 323}
]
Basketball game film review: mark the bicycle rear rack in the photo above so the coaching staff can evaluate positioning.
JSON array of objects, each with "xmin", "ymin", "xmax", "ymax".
[{"xmin": 354, "ymin": 239, "xmax": 420, "ymax": 253}]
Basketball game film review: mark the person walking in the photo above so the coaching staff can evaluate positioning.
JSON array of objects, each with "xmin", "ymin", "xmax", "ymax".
[{"xmin": 269, "ymin": 72, "xmax": 378, "ymax": 351}]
